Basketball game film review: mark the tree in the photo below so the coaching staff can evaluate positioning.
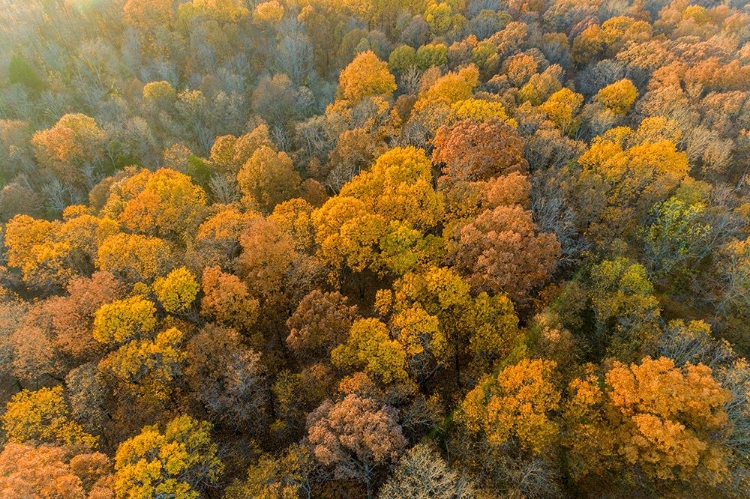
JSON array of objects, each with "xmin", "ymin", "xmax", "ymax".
[
  {"xmin": 99, "ymin": 327, "xmax": 185, "ymax": 401},
  {"xmin": 389, "ymin": 45, "xmax": 417, "ymax": 74},
  {"xmin": 123, "ymin": 0, "xmax": 173, "ymax": 31},
  {"xmin": 453, "ymin": 205, "xmax": 560, "ymax": 304},
  {"xmin": 518, "ymin": 65, "xmax": 563, "ymax": 105},
  {"xmin": 415, "ymin": 43, "xmax": 449, "ymax": 70},
  {"xmin": 503, "ymin": 53, "xmax": 539, "ymax": 87},
  {"xmin": 2, "ymin": 386, "xmax": 98, "ymax": 448},
  {"xmin": 424, "ymin": 1, "xmax": 465, "ymax": 37},
  {"xmin": 117, "ymin": 169, "xmax": 207, "ymax": 239},
  {"xmin": 252, "ymin": 74, "xmax": 299, "ymax": 127},
  {"xmin": 331, "ymin": 318, "xmax": 409, "ymax": 384},
  {"xmin": 539, "ymin": 88, "xmax": 584, "ymax": 136},
  {"xmin": 200, "ymin": 266, "xmax": 259, "ymax": 331},
  {"xmin": 96, "ymin": 233, "xmax": 172, "ymax": 283},
  {"xmin": 269, "ymin": 198, "xmax": 317, "ymax": 252},
  {"xmin": 92, "ymin": 296, "xmax": 157, "ymax": 345},
  {"xmin": 287, "ymin": 290, "xmax": 358, "ymax": 362},
  {"xmin": 114, "ymin": 416, "xmax": 223, "ymax": 499},
  {"xmin": 142, "ymin": 80, "xmax": 176, "ymax": 106},
  {"xmin": 459, "ymin": 359, "xmax": 561, "ymax": 455},
  {"xmin": 210, "ymin": 124, "xmax": 275, "ymax": 176},
  {"xmin": 2, "ymin": 214, "xmax": 78, "ymax": 292},
  {"xmin": 337, "ymin": 51, "xmax": 397, "ymax": 104},
  {"xmin": 9, "ymin": 302, "xmax": 65, "ymax": 384},
  {"xmin": 153, "ymin": 267, "xmax": 199, "ymax": 314},
  {"xmin": 8, "ymin": 53, "xmax": 44, "ymax": 92},
  {"xmin": 184, "ymin": 325, "xmax": 268, "ymax": 432},
  {"xmin": 227, "ymin": 444, "xmax": 317, "ymax": 499},
  {"xmin": 390, "ymin": 303, "xmax": 445, "ymax": 384},
  {"xmin": 50, "ymin": 271, "xmax": 125, "ymax": 363},
  {"xmin": 194, "ymin": 208, "xmax": 259, "ymax": 269},
  {"xmin": 577, "ymin": 125, "xmax": 690, "ymax": 242},
  {"xmin": 66, "ymin": 362, "xmax": 108, "ymax": 437},
  {"xmin": 0, "ymin": 443, "xmax": 113, "ymax": 499},
  {"xmin": 595, "ymin": 78, "xmax": 638, "ymax": 115},
  {"xmin": 237, "ymin": 146, "xmax": 301, "ymax": 213},
  {"xmin": 31, "ymin": 114, "xmax": 107, "ymax": 186},
  {"xmin": 340, "ymin": 146, "xmax": 443, "ymax": 230},
  {"xmin": 450, "ymin": 98, "xmax": 514, "ymax": 125},
  {"xmin": 378, "ymin": 443, "xmax": 475, "ymax": 499},
  {"xmin": 312, "ymin": 147, "xmax": 444, "ymax": 276},
  {"xmin": 565, "ymin": 358, "xmax": 732, "ymax": 486},
  {"xmin": 433, "ymin": 119, "xmax": 527, "ymax": 187},
  {"xmin": 307, "ymin": 394, "xmax": 407, "ymax": 499},
  {"xmin": 588, "ymin": 258, "xmax": 662, "ymax": 360},
  {"xmin": 389, "ymin": 265, "xmax": 520, "ymax": 384},
  {"xmin": 235, "ymin": 217, "xmax": 296, "ymax": 301},
  {"xmin": 641, "ymin": 196, "xmax": 712, "ymax": 285}
]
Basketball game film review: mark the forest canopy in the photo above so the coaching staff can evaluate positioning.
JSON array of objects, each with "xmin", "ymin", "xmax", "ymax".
[{"xmin": 0, "ymin": 0, "xmax": 749, "ymax": 498}]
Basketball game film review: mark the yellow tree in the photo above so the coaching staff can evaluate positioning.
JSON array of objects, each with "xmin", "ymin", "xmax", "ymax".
[
  {"xmin": 227, "ymin": 443, "xmax": 316, "ymax": 499},
  {"xmin": 312, "ymin": 147, "xmax": 444, "ymax": 277},
  {"xmin": 3, "ymin": 211, "xmax": 118, "ymax": 292},
  {"xmin": 123, "ymin": 0, "xmax": 174, "ymax": 31},
  {"xmin": 459, "ymin": 359, "xmax": 561, "ymax": 454},
  {"xmin": 114, "ymin": 416, "xmax": 223, "ymax": 499},
  {"xmin": 411, "ymin": 65, "xmax": 479, "ymax": 135},
  {"xmin": 153, "ymin": 267, "xmax": 200, "ymax": 314},
  {"xmin": 577, "ymin": 124, "xmax": 690, "ymax": 243},
  {"xmin": 596, "ymin": 78, "xmax": 638, "ymax": 115},
  {"xmin": 338, "ymin": 51, "xmax": 397, "ymax": 104},
  {"xmin": 331, "ymin": 318, "xmax": 409, "ymax": 385},
  {"xmin": 389, "ymin": 266, "xmax": 520, "ymax": 382},
  {"xmin": 2, "ymin": 386, "xmax": 98, "ymax": 448},
  {"xmin": 589, "ymin": 258, "xmax": 661, "ymax": 360},
  {"xmin": 539, "ymin": 88, "xmax": 584, "ymax": 136},
  {"xmin": 92, "ymin": 295, "xmax": 157, "ymax": 345},
  {"xmin": 237, "ymin": 146, "xmax": 301, "ymax": 213},
  {"xmin": 99, "ymin": 327, "xmax": 185, "ymax": 402},
  {"xmin": 117, "ymin": 168, "xmax": 208, "ymax": 240},
  {"xmin": 31, "ymin": 113, "xmax": 107, "ymax": 185},
  {"xmin": 96, "ymin": 233, "xmax": 172, "ymax": 283}
]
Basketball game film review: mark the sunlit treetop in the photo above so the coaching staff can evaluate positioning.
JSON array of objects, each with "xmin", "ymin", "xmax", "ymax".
[{"xmin": 338, "ymin": 50, "xmax": 397, "ymax": 104}]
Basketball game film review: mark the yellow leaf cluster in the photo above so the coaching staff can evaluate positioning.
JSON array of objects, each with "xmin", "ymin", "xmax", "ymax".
[
  {"xmin": 92, "ymin": 296, "xmax": 157, "ymax": 345},
  {"xmin": 566, "ymin": 357, "xmax": 731, "ymax": 484},
  {"xmin": 2, "ymin": 386, "xmax": 98, "ymax": 448},
  {"xmin": 114, "ymin": 416, "xmax": 222, "ymax": 499},
  {"xmin": 459, "ymin": 359, "xmax": 560, "ymax": 454},
  {"xmin": 96, "ymin": 233, "xmax": 172, "ymax": 283},
  {"xmin": 331, "ymin": 318, "xmax": 408, "ymax": 384},
  {"xmin": 338, "ymin": 51, "xmax": 397, "ymax": 104},
  {"xmin": 153, "ymin": 267, "xmax": 199, "ymax": 314}
]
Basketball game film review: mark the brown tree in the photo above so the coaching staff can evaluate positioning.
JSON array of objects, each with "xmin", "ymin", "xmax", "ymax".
[
  {"xmin": 433, "ymin": 119, "xmax": 528, "ymax": 188},
  {"xmin": 286, "ymin": 290, "xmax": 358, "ymax": 363},
  {"xmin": 185, "ymin": 325, "xmax": 268, "ymax": 434},
  {"xmin": 307, "ymin": 394, "xmax": 407, "ymax": 499},
  {"xmin": 453, "ymin": 205, "xmax": 560, "ymax": 304}
]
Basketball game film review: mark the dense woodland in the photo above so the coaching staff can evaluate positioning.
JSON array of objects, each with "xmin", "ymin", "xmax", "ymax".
[{"xmin": 0, "ymin": 0, "xmax": 749, "ymax": 497}]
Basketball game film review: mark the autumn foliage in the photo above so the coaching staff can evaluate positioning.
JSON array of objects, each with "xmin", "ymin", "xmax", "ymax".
[{"xmin": 1, "ymin": 1, "xmax": 749, "ymax": 498}]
